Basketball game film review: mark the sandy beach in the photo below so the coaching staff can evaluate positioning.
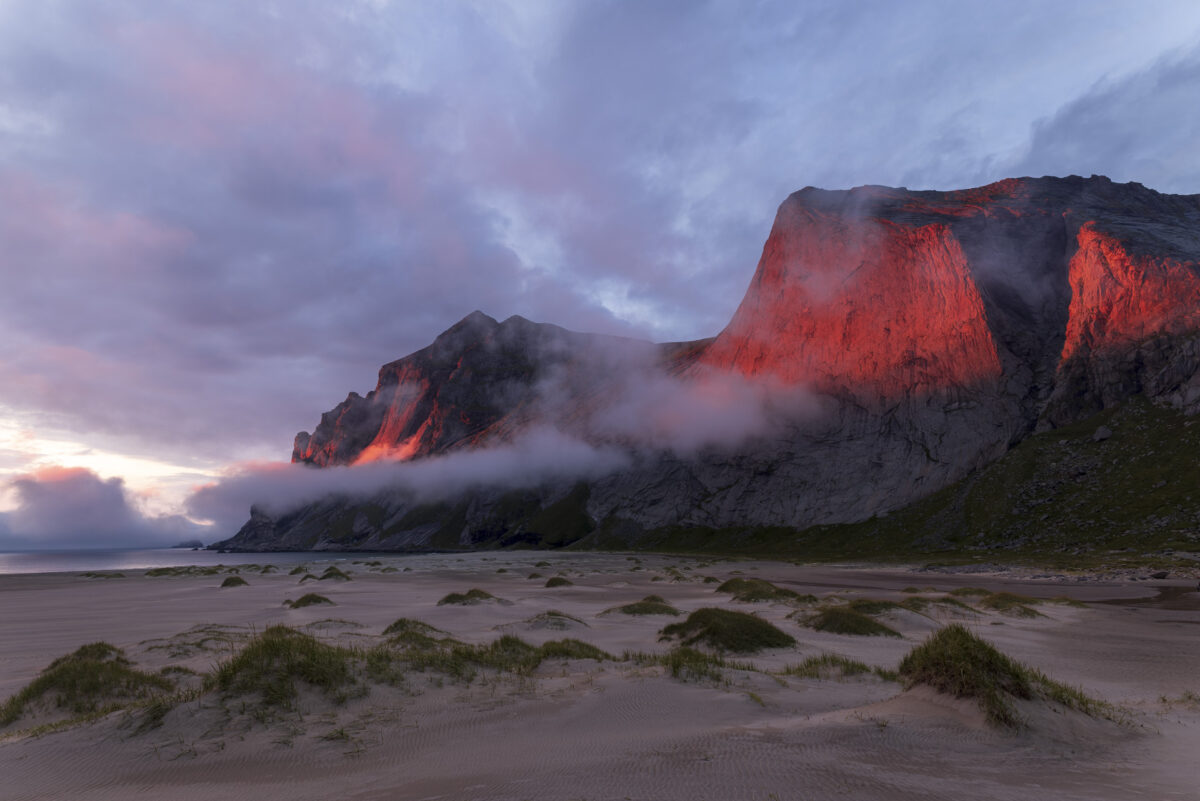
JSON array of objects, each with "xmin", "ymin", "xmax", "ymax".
[{"xmin": 1, "ymin": 552, "xmax": 1198, "ymax": 800}]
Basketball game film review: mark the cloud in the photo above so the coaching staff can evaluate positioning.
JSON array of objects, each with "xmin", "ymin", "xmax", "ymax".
[
  {"xmin": 1010, "ymin": 47, "xmax": 1200, "ymax": 193},
  {"xmin": 0, "ymin": 466, "xmax": 202, "ymax": 549},
  {"xmin": 186, "ymin": 427, "xmax": 630, "ymax": 534}
]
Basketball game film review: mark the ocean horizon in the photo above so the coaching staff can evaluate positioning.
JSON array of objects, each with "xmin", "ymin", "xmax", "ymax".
[{"xmin": 0, "ymin": 547, "xmax": 344, "ymax": 575}]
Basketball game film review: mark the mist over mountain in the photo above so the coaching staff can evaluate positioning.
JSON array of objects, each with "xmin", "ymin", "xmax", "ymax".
[{"xmin": 209, "ymin": 175, "xmax": 1200, "ymax": 553}]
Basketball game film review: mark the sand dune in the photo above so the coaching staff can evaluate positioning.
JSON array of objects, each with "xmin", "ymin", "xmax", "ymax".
[{"xmin": 2, "ymin": 553, "xmax": 1198, "ymax": 800}]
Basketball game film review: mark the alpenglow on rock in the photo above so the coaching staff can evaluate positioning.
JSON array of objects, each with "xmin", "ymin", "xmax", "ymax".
[{"xmin": 216, "ymin": 175, "xmax": 1200, "ymax": 552}]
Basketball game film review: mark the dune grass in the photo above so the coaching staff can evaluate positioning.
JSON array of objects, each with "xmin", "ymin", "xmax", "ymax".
[
  {"xmin": 900, "ymin": 595, "xmax": 978, "ymax": 614},
  {"xmin": 623, "ymin": 646, "xmax": 755, "ymax": 683},
  {"xmin": 437, "ymin": 588, "xmax": 496, "ymax": 605},
  {"xmin": 606, "ymin": 595, "xmax": 680, "ymax": 616},
  {"xmin": 524, "ymin": 610, "xmax": 587, "ymax": 629},
  {"xmin": 285, "ymin": 593, "xmax": 334, "ymax": 609},
  {"xmin": 318, "ymin": 566, "xmax": 352, "ymax": 582},
  {"xmin": 660, "ymin": 608, "xmax": 795, "ymax": 653},
  {"xmin": 803, "ymin": 608, "xmax": 901, "ymax": 637},
  {"xmin": 208, "ymin": 626, "xmax": 358, "ymax": 709},
  {"xmin": 845, "ymin": 599, "xmax": 904, "ymax": 616},
  {"xmin": 898, "ymin": 624, "xmax": 1111, "ymax": 727},
  {"xmin": 716, "ymin": 577, "xmax": 814, "ymax": 603},
  {"xmin": 1, "ymin": 643, "xmax": 173, "ymax": 727},
  {"xmin": 976, "ymin": 592, "xmax": 1043, "ymax": 617},
  {"xmin": 146, "ymin": 565, "xmax": 223, "ymax": 577},
  {"xmin": 783, "ymin": 653, "xmax": 898, "ymax": 682},
  {"xmin": 544, "ymin": 576, "xmax": 573, "ymax": 588},
  {"xmin": 220, "ymin": 576, "xmax": 249, "ymax": 588},
  {"xmin": 370, "ymin": 633, "xmax": 609, "ymax": 682}
]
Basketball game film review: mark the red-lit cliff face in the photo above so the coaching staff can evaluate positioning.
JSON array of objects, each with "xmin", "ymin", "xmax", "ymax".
[
  {"xmin": 1060, "ymin": 223, "xmax": 1200, "ymax": 364},
  {"xmin": 696, "ymin": 198, "xmax": 1002, "ymax": 399},
  {"xmin": 292, "ymin": 311, "xmax": 670, "ymax": 467}
]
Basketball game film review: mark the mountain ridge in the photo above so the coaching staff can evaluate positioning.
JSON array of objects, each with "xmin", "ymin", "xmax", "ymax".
[{"xmin": 216, "ymin": 175, "xmax": 1200, "ymax": 555}]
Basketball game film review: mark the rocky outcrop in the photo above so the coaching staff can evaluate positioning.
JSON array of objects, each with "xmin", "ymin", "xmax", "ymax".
[{"xmin": 217, "ymin": 175, "xmax": 1200, "ymax": 552}]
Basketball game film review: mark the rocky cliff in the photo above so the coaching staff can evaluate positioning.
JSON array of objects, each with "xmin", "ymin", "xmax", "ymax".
[{"xmin": 215, "ymin": 175, "xmax": 1200, "ymax": 553}]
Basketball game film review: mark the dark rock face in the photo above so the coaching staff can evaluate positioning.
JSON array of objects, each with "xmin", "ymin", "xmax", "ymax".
[{"xmin": 220, "ymin": 176, "xmax": 1200, "ymax": 552}]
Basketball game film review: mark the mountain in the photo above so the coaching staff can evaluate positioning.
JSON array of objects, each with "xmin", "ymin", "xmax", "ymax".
[{"xmin": 214, "ymin": 175, "xmax": 1200, "ymax": 555}]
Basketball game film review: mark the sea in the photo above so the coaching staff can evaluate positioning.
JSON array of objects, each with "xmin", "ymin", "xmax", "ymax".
[{"xmin": 0, "ymin": 548, "xmax": 349, "ymax": 576}]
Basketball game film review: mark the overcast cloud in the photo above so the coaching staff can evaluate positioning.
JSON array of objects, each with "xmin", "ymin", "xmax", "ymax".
[{"xmin": 1, "ymin": 0, "xmax": 1199, "ymax": 540}]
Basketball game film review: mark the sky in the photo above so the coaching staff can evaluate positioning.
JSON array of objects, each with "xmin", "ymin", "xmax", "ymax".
[{"xmin": 2, "ymin": 0, "xmax": 1200, "ymax": 547}]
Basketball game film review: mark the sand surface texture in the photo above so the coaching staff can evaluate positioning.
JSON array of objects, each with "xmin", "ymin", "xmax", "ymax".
[{"xmin": 1, "ymin": 553, "xmax": 1198, "ymax": 800}]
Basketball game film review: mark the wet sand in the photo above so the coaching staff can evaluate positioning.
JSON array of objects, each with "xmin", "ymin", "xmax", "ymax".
[{"xmin": 1, "ymin": 552, "xmax": 1198, "ymax": 800}]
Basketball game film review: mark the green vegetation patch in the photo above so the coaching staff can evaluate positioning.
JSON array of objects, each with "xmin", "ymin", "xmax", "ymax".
[
  {"xmin": 660, "ymin": 608, "xmax": 795, "ymax": 653},
  {"xmin": 81, "ymin": 571, "xmax": 124, "ymax": 579},
  {"xmin": 607, "ymin": 595, "xmax": 680, "ymax": 616},
  {"xmin": 544, "ymin": 576, "xmax": 573, "ymax": 588},
  {"xmin": 318, "ymin": 566, "xmax": 352, "ymax": 582},
  {"xmin": 220, "ymin": 576, "xmax": 249, "ymax": 588},
  {"xmin": 146, "ymin": 565, "xmax": 223, "ymax": 577},
  {"xmin": 898, "ymin": 624, "xmax": 1111, "ymax": 727},
  {"xmin": 803, "ymin": 608, "xmax": 901, "ymax": 637},
  {"xmin": 371, "ymin": 634, "xmax": 609, "ymax": 682},
  {"xmin": 845, "ymin": 599, "xmax": 904, "ymax": 616},
  {"xmin": 783, "ymin": 653, "xmax": 897, "ymax": 682},
  {"xmin": 976, "ymin": 592, "xmax": 1043, "ymax": 617},
  {"xmin": 208, "ymin": 626, "xmax": 357, "ymax": 709},
  {"xmin": 633, "ymin": 646, "xmax": 753, "ymax": 683},
  {"xmin": 437, "ymin": 588, "xmax": 496, "ymax": 606},
  {"xmin": 524, "ymin": 610, "xmax": 587, "ymax": 629},
  {"xmin": 716, "ymin": 577, "xmax": 813, "ymax": 603},
  {"xmin": 1, "ymin": 642, "xmax": 172, "ymax": 727},
  {"xmin": 285, "ymin": 593, "xmax": 334, "ymax": 609}
]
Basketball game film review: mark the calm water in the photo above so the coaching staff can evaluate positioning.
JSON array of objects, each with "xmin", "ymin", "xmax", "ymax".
[{"xmin": 0, "ymin": 548, "xmax": 351, "ymax": 575}]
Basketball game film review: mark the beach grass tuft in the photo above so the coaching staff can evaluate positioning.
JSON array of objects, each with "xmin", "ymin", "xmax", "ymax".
[
  {"xmin": 803, "ymin": 607, "xmax": 901, "ymax": 637},
  {"xmin": 1, "ymin": 642, "xmax": 173, "ymax": 727},
  {"xmin": 285, "ymin": 593, "xmax": 334, "ymax": 609},
  {"xmin": 437, "ymin": 588, "xmax": 496, "ymax": 606},
  {"xmin": 898, "ymin": 624, "xmax": 1112, "ymax": 727},
  {"xmin": 659, "ymin": 608, "xmax": 795, "ymax": 653}
]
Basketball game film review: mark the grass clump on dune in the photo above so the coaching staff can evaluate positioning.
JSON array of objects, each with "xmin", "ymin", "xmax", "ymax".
[
  {"xmin": 716, "ymin": 577, "xmax": 813, "ymax": 603},
  {"xmin": 898, "ymin": 624, "xmax": 1111, "ymax": 727},
  {"xmin": 660, "ymin": 608, "xmax": 795, "ymax": 653},
  {"xmin": 285, "ymin": 593, "xmax": 334, "ymax": 609},
  {"xmin": 803, "ymin": 608, "xmax": 901, "ymax": 637},
  {"xmin": 373, "ymin": 633, "xmax": 609, "ymax": 682},
  {"xmin": 607, "ymin": 595, "xmax": 680, "ymax": 616},
  {"xmin": 845, "ymin": 599, "xmax": 904, "ymax": 616},
  {"xmin": 437, "ymin": 588, "xmax": 496, "ymax": 606},
  {"xmin": 783, "ymin": 653, "xmax": 898, "ymax": 682},
  {"xmin": 208, "ymin": 626, "xmax": 357, "ymax": 709},
  {"xmin": 220, "ymin": 576, "xmax": 249, "ymax": 588},
  {"xmin": 976, "ymin": 592, "xmax": 1043, "ymax": 617},
  {"xmin": 901, "ymin": 595, "xmax": 977, "ymax": 614},
  {"xmin": 544, "ymin": 576, "xmax": 573, "ymax": 588},
  {"xmin": 1, "ymin": 642, "xmax": 173, "ymax": 727},
  {"xmin": 318, "ymin": 566, "xmax": 352, "ymax": 582},
  {"xmin": 948, "ymin": 587, "xmax": 992, "ymax": 598}
]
